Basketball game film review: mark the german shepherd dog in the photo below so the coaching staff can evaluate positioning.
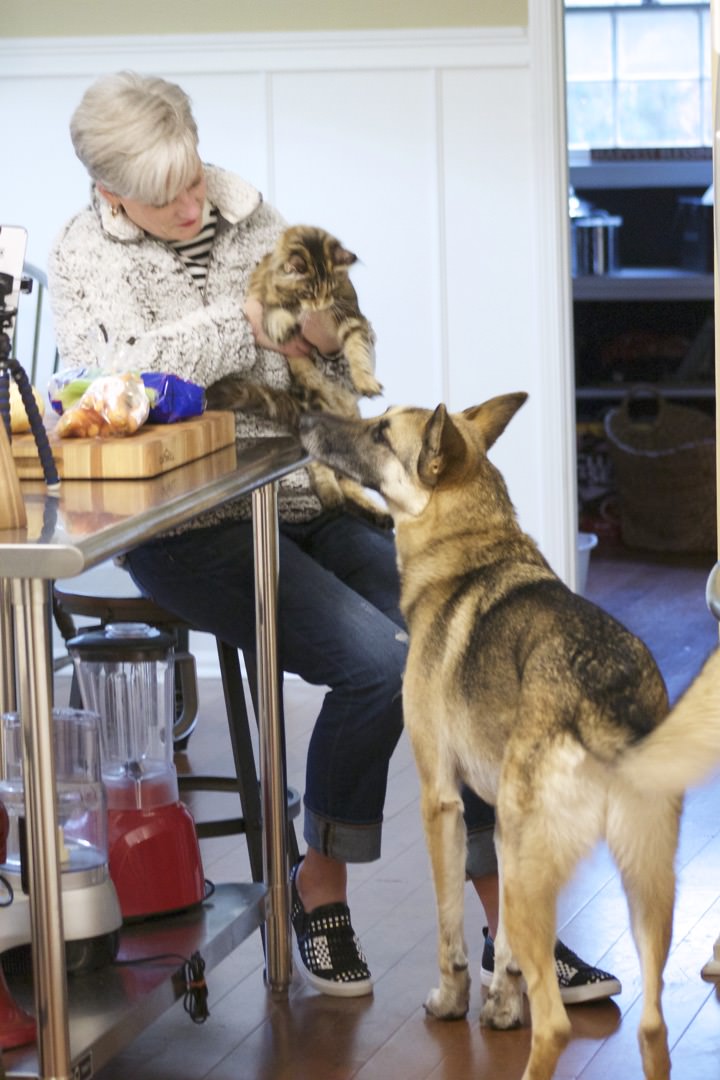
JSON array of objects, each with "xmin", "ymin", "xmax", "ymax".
[{"xmin": 299, "ymin": 394, "xmax": 720, "ymax": 1080}]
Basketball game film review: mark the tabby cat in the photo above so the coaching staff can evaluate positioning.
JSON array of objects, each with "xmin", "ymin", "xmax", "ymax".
[{"xmin": 207, "ymin": 225, "xmax": 390, "ymax": 528}]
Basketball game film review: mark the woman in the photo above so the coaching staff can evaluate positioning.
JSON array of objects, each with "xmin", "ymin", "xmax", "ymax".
[
  {"xmin": 49, "ymin": 69, "xmax": 404, "ymax": 999},
  {"xmin": 49, "ymin": 71, "xmax": 619, "ymax": 1005}
]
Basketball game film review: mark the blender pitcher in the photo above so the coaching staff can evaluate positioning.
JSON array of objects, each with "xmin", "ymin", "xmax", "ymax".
[
  {"xmin": 0, "ymin": 708, "xmax": 121, "ymax": 974},
  {"xmin": 68, "ymin": 623, "xmax": 206, "ymax": 920}
]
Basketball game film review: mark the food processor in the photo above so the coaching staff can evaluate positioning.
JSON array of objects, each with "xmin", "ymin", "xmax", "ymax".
[
  {"xmin": 0, "ymin": 796, "xmax": 35, "ymax": 1048},
  {"xmin": 0, "ymin": 707, "xmax": 122, "ymax": 975},
  {"xmin": 68, "ymin": 623, "xmax": 206, "ymax": 921}
]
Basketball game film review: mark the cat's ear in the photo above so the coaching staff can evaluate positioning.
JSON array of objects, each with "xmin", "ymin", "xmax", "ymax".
[{"xmin": 332, "ymin": 244, "xmax": 357, "ymax": 268}]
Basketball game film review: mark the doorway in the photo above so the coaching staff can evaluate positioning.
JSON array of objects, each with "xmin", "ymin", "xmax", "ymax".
[{"xmin": 562, "ymin": 0, "xmax": 717, "ymax": 593}]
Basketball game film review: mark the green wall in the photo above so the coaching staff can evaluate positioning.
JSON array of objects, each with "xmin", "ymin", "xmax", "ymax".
[{"xmin": 2, "ymin": 1, "xmax": 527, "ymax": 37}]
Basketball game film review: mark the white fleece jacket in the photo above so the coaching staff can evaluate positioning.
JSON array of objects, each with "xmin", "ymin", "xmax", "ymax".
[{"xmin": 48, "ymin": 164, "xmax": 335, "ymax": 526}]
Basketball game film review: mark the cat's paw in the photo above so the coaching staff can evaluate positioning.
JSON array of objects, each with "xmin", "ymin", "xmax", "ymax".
[
  {"xmin": 347, "ymin": 502, "xmax": 394, "ymax": 530},
  {"xmin": 264, "ymin": 308, "xmax": 300, "ymax": 345},
  {"xmin": 353, "ymin": 372, "xmax": 383, "ymax": 398}
]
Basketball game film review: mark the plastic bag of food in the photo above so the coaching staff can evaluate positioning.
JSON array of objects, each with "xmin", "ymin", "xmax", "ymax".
[
  {"xmin": 55, "ymin": 371, "xmax": 150, "ymax": 439},
  {"xmin": 9, "ymin": 381, "xmax": 45, "ymax": 433},
  {"xmin": 48, "ymin": 366, "xmax": 100, "ymax": 415},
  {"xmin": 50, "ymin": 368, "xmax": 204, "ymax": 425},
  {"xmin": 141, "ymin": 372, "xmax": 205, "ymax": 423}
]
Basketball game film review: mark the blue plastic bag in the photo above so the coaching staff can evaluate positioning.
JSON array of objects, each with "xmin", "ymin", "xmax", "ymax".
[{"xmin": 141, "ymin": 373, "xmax": 205, "ymax": 424}]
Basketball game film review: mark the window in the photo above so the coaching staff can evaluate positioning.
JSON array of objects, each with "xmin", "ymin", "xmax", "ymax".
[{"xmin": 565, "ymin": 1, "xmax": 711, "ymax": 150}]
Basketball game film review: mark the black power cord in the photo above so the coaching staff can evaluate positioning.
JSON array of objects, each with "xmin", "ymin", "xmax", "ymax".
[
  {"xmin": 181, "ymin": 952, "xmax": 209, "ymax": 1023},
  {"xmin": 113, "ymin": 949, "xmax": 210, "ymax": 1023}
]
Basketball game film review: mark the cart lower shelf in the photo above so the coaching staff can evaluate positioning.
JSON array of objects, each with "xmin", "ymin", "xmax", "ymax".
[{"xmin": 2, "ymin": 881, "xmax": 267, "ymax": 1079}]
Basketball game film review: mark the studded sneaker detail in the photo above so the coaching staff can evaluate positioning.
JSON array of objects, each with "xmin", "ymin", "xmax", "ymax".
[
  {"xmin": 290, "ymin": 861, "xmax": 373, "ymax": 998},
  {"xmin": 480, "ymin": 928, "xmax": 622, "ymax": 1005}
]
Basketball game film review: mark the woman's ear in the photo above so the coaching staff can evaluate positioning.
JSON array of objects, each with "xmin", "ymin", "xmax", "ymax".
[{"xmin": 96, "ymin": 183, "xmax": 118, "ymax": 207}]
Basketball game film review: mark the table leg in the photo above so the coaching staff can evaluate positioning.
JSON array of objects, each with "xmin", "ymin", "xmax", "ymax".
[
  {"xmin": 703, "ymin": 562, "xmax": 720, "ymax": 977},
  {"xmin": 10, "ymin": 577, "xmax": 72, "ymax": 1079},
  {"xmin": 251, "ymin": 482, "xmax": 292, "ymax": 995},
  {"xmin": 0, "ymin": 578, "xmax": 16, "ymax": 717}
]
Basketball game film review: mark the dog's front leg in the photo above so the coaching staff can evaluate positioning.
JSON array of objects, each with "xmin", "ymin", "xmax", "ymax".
[{"xmin": 419, "ymin": 781, "xmax": 471, "ymax": 1020}]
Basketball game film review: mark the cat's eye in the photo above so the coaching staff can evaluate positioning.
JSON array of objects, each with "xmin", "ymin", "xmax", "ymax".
[{"xmin": 285, "ymin": 255, "xmax": 307, "ymax": 275}]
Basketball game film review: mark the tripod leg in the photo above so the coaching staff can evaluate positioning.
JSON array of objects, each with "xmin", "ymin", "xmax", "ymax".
[{"xmin": 6, "ymin": 362, "xmax": 59, "ymax": 489}]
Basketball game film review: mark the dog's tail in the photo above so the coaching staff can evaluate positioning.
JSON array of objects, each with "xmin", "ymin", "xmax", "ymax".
[{"xmin": 619, "ymin": 648, "xmax": 720, "ymax": 796}]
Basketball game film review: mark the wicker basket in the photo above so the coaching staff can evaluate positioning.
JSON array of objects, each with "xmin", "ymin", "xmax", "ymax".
[{"xmin": 603, "ymin": 387, "xmax": 717, "ymax": 553}]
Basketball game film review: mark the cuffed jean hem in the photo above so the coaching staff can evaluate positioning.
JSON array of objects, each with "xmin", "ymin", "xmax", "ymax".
[
  {"xmin": 465, "ymin": 825, "xmax": 497, "ymax": 878},
  {"xmin": 304, "ymin": 806, "xmax": 382, "ymax": 863}
]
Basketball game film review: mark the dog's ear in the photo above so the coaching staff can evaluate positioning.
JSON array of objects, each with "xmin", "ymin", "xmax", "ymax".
[
  {"xmin": 462, "ymin": 392, "xmax": 528, "ymax": 450},
  {"xmin": 418, "ymin": 404, "xmax": 467, "ymax": 486}
]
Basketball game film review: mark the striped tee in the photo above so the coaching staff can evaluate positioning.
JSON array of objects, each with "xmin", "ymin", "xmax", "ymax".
[{"xmin": 169, "ymin": 201, "xmax": 218, "ymax": 290}]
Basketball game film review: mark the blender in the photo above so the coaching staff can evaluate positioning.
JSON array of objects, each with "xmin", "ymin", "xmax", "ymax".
[
  {"xmin": 0, "ymin": 795, "xmax": 36, "ymax": 1048},
  {"xmin": 68, "ymin": 623, "xmax": 206, "ymax": 921},
  {"xmin": 0, "ymin": 707, "xmax": 122, "ymax": 975}
]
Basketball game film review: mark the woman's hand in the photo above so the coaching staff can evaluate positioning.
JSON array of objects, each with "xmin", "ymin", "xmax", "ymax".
[
  {"xmin": 297, "ymin": 310, "xmax": 343, "ymax": 357},
  {"xmin": 243, "ymin": 297, "xmax": 312, "ymax": 358},
  {"xmin": 243, "ymin": 299, "xmax": 343, "ymax": 358}
]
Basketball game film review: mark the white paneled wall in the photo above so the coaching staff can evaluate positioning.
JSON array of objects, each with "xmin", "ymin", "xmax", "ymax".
[{"xmin": 0, "ymin": 21, "xmax": 576, "ymax": 677}]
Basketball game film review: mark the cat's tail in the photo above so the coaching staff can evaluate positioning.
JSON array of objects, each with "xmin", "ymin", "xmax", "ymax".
[{"xmin": 205, "ymin": 376, "xmax": 302, "ymax": 430}]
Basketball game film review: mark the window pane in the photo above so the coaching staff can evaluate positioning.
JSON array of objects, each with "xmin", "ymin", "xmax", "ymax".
[
  {"xmin": 701, "ymin": 77, "xmax": 712, "ymax": 144},
  {"xmin": 618, "ymin": 12, "xmax": 699, "ymax": 78},
  {"xmin": 565, "ymin": 4, "xmax": 709, "ymax": 150},
  {"xmin": 567, "ymin": 81, "xmax": 614, "ymax": 148},
  {"xmin": 565, "ymin": 13, "xmax": 613, "ymax": 79},
  {"xmin": 617, "ymin": 80, "xmax": 701, "ymax": 145}
]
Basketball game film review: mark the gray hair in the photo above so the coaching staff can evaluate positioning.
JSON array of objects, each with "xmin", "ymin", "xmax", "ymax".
[{"xmin": 70, "ymin": 71, "xmax": 201, "ymax": 205}]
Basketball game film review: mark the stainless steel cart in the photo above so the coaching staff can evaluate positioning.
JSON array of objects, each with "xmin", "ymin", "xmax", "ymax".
[{"xmin": 0, "ymin": 436, "xmax": 307, "ymax": 1080}]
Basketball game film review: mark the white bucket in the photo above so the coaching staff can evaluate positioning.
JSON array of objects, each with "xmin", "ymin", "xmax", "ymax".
[{"xmin": 577, "ymin": 532, "xmax": 598, "ymax": 596}]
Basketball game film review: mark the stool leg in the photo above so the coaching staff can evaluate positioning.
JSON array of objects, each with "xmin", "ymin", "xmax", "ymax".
[
  {"xmin": 242, "ymin": 649, "xmax": 300, "ymax": 869},
  {"xmin": 216, "ymin": 640, "xmax": 265, "ymax": 884}
]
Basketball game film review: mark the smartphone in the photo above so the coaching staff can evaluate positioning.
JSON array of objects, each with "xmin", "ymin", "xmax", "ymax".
[{"xmin": 0, "ymin": 225, "xmax": 28, "ymax": 340}]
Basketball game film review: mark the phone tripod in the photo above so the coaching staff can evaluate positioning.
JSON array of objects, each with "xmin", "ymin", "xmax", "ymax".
[{"xmin": 0, "ymin": 272, "xmax": 59, "ymax": 491}]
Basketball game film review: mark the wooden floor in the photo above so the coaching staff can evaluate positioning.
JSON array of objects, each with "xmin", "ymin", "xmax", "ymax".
[{"xmin": 89, "ymin": 547, "xmax": 720, "ymax": 1080}]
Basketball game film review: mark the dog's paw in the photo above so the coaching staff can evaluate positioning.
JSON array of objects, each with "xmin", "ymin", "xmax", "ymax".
[
  {"xmin": 424, "ymin": 979, "xmax": 470, "ymax": 1021},
  {"xmin": 480, "ymin": 988, "xmax": 523, "ymax": 1031}
]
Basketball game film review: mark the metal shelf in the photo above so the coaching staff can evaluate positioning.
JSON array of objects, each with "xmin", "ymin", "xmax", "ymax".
[
  {"xmin": 576, "ymin": 384, "xmax": 715, "ymax": 403},
  {"xmin": 573, "ymin": 268, "xmax": 714, "ymax": 302},
  {"xmin": 569, "ymin": 158, "xmax": 712, "ymax": 191},
  {"xmin": 3, "ymin": 882, "xmax": 266, "ymax": 1079}
]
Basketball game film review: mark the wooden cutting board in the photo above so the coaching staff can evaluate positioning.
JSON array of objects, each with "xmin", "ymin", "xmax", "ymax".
[{"xmin": 11, "ymin": 410, "xmax": 236, "ymax": 480}]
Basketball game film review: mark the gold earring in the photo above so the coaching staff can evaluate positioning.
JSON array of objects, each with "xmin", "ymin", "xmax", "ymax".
[{"xmin": 111, "ymin": 204, "xmax": 120, "ymax": 218}]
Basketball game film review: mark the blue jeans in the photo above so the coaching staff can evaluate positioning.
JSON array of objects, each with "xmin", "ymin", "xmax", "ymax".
[{"xmin": 125, "ymin": 510, "xmax": 497, "ymax": 873}]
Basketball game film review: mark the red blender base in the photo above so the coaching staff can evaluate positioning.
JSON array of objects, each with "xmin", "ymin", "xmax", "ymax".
[
  {"xmin": 0, "ymin": 968, "xmax": 35, "ymax": 1049},
  {"xmin": 108, "ymin": 801, "xmax": 205, "ymax": 920},
  {"xmin": 0, "ymin": 798, "xmax": 35, "ymax": 1047}
]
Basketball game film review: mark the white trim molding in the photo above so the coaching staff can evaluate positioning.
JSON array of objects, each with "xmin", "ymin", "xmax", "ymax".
[
  {"xmin": 1, "ymin": 27, "xmax": 529, "ymax": 77},
  {"xmin": 527, "ymin": 0, "xmax": 578, "ymax": 588}
]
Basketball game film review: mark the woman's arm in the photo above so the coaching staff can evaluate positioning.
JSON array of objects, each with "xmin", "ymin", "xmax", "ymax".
[{"xmin": 47, "ymin": 203, "xmax": 286, "ymax": 387}]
